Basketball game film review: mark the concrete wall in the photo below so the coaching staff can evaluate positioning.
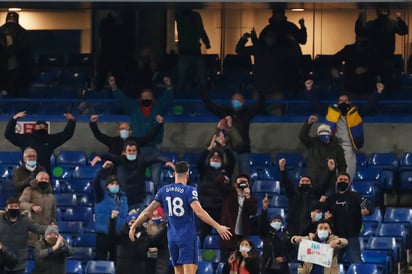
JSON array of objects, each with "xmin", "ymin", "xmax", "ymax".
[{"xmin": 0, "ymin": 121, "xmax": 409, "ymax": 158}]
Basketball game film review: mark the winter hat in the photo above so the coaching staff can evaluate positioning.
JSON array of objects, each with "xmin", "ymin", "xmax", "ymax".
[
  {"xmin": 209, "ymin": 150, "xmax": 223, "ymax": 160},
  {"xmin": 44, "ymin": 226, "xmax": 58, "ymax": 237},
  {"xmin": 106, "ymin": 175, "xmax": 120, "ymax": 185},
  {"xmin": 126, "ymin": 209, "xmax": 139, "ymax": 224},
  {"xmin": 150, "ymin": 207, "xmax": 164, "ymax": 224},
  {"xmin": 317, "ymin": 124, "xmax": 332, "ymax": 136},
  {"xmin": 270, "ymin": 214, "xmax": 283, "ymax": 222}
]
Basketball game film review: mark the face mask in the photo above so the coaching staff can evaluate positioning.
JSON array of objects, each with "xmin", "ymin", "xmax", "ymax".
[
  {"xmin": 313, "ymin": 212, "xmax": 323, "ymax": 222},
  {"xmin": 239, "ymin": 246, "xmax": 251, "ymax": 253},
  {"xmin": 26, "ymin": 160, "xmax": 36, "ymax": 167},
  {"xmin": 46, "ymin": 237, "xmax": 57, "ymax": 246},
  {"xmin": 299, "ymin": 184, "xmax": 311, "ymax": 192},
  {"xmin": 126, "ymin": 154, "xmax": 137, "ymax": 161},
  {"xmin": 108, "ymin": 185, "xmax": 119, "ymax": 194},
  {"xmin": 317, "ymin": 230, "xmax": 329, "ymax": 241},
  {"xmin": 141, "ymin": 99, "xmax": 152, "ymax": 107},
  {"xmin": 119, "ymin": 129, "xmax": 130, "ymax": 140},
  {"xmin": 337, "ymin": 182, "xmax": 349, "ymax": 191},
  {"xmin": 319, "ymin": 135, "xmax": 330, "ymax": 143},
  {"xmin": 231, "ymin": 100, "xmax": 242, "ymax": 109},
  {"xmin": 7, "ymin": 208, "xmax": 20, "ymax": 219},
  {"xmin": 38, "ymin": 181, "xmax": 49, "ymax": 190},
  {"xmin": 270, "ymin": 221, "xmax": 282, "ymax": 231},
  {"xmin": 34, "ymin": 129, "xmax": 48, "ymax": 136},
  {"xmin": 338, "ymin": 103, "xmax": 350, "ymax": 115},
  {"xmin": 210, "ymin": 161, "xmax": 222, "ymax": 169}
]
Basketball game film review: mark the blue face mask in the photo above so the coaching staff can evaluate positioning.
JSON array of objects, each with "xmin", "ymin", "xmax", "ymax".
[
  {"xmin": 26, "ymin": 160, "xmax": 37, "ymax": 167},
  {"xmin": 126, "ymin": 154, "xmax": 137, "ymax": 161},
  {"xmin": 108, "ymin": 185, "xmax": 119, "ymax": 194},
  {"xmin": 210, "ymin": 161, "xmax": 222, "ymax": 169},
  {"xmin": 317, "ymin": 230, "xmax": 329, "ymax": 241},
  {"xmin": 313, "ymin": 212, "xmax": 323, "ymax": 222},
  {"xmin": 270, "ymin": 221, "xmax": 282, "ymax": 231},
  {"xmin": 231, "ymin": 100, "xmax": 242, "ymax": 109},
  {"xmin": 119, "ymin": 129, "xmax": 130, "ymax": 140},
  {"xmin": 319, "ymin": 135, "xmax": 330, "ymax": 143}
]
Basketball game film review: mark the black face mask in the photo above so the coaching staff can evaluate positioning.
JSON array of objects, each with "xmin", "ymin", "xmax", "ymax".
[
  {"xmin": 33, "ymin": 129, "xmax": 48, "ymax": 136},
  {"xmin": 38, "ymin": 181, "xmax": 49, "ymax": 190},
  {"xmin": 141, "ymin": 99, "xmax": 152, "ymax": 107},
  {"xmin": 299, "ymin": 184, "xmax": 311, "ymax": 192},
  {"xmin": 7, "ymin": 208, "xmax": 20, "ymax": 219},
  {"xmin": 338, "ymin": 103, "xmax": 350, "ymax": 115},
  {"xmin": 337, "ymin": 182, "xmax": 349, "ymax": 191}
]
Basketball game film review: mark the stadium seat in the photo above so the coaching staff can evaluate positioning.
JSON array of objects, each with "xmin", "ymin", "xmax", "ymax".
[
  {"xmin": 199, "ymin": 248, "xmax": 221, "ymax": 266},
  {"xmin": 366, "ymin": 237, "xmax": 401, "ymax": 263},
  {"xmin": 189, "ymin": 166, "xmax": 200, "ymax": 185},
  {"xmin": 399, "ymin": 170, "xmax": 412, "ymax": 191},
  {"xmin": 85, "ymin": 260, "xmax": 115, "ymax": 274},
  {"xmin": 346, "ymin": 263, "xmax": 384, "ymax": 274},
  {"xmin": 0, "ymin": 151, "xmax": 22, "ymax": 165},
  {"xmin": 250, "ymin": 166, "xmax": 280, "ymax": 181},
  {"xmin": 60, "ymin": 233, "xmax": 76, "ymax": 246},
  {"xmin": 249, "ymin": 153, "xmax": 273, "ymax": 167},
  {"xmin": 0, "ymin": 179, "xmax": 15, "ymax": 193},
  {"xmin": 56, "ymin": 150, "xmax": 87, "ymax": 167},
  {"xmin": 38, "ymin": 53, "xmax": 65, "ymax": 67},
  {"xmin": 67, "ymin": 53, "xmax": 93, "ymax": 67},
  {"xmin": 25, "ymin": 260, "xmax": 35, "ymax": 274},
  {"xmin": 161, "ymin": 151, "xmax": 180, "ymax": 163},
  {"xmin": 181, "ymin": 152, "xmax": 200, "ymax": 165},
  {"xmin": 203, "ymin": 235, "xmax": 220, "ymax": 249},
  {"xmin": 269, "ymin": 194, "xmax": 289, "ymax": 209},
  {"xmin": 356, "ymin": 152, "xmax": 367, "ymax": 167},
  {"xmin": 360, "ymin": 221, "xmax": 378, "ymax": 237},
  {"xmin": 197, "ymin": 261, "xmax": 214, "ymax": 274},
  {"xmin": 72, "ymin": 166, "xmax": 100, "ymax": 180},
  {"xmin": 248, "ymin": 235, "xmax": 263, "ymax": 250},
  {"xmin": 57, "ymin": 221, "xmax": 83, "ymax": 234},
  {"xmin": 350, "ymin": 181, "xmax": 380, "ymax": 206},
  {"xmin": 55, "ymin": 193, "xmax": 78, "ymax": 207},
  {"xmin": 362, "ymin": 207, "xmax": 383, "ymax": 225},
  {"xmin": 76, "ymin": 232, "xmax": 97, "ymax": 248},
  {"xmin": 56, "ymin": 207, "xmax": 62, "ymax": 221},
  {"xmin": 252, "ymin": 180, "xmax": 281, "ymax": 195},
  {"xmin": 145, "ymin": 180, "xmax": 155, "ymax": 194},
  {"xmin": 63, "ymin": 207, "xmax": 93, "ymax": 222},
  {"xmin": 266, "ymin": 208, "xmax": 287, "ymax": 223},
  {"xmin": 160, "ymin": 166, "xmax": 175, "ymax": 185},
  {"xmin": 273, "ymin": 152, "xmax": 305, "ymax": 168},
  {"xmin": 215, "ymin": 262, "xmax": 225, "ymax": 274},
  {"xmin": 69, "ymin": 247, "xmax": 95, "ymax": 263},
  {"xmin": 399, "ymin": 152, "xmax": 412, "ymax": 168},
  {"xmin": 376, "ymin": 223, "xmax": 409, "ymax": 249},
  {"xmin": 66, "ymin": 259, "xmax": 84, "ymax": 274},
  {"xmin": 361, "ymin": 249, "xmax": 392, "ymax": 274},
  {"xmin": 383, "ymin": 207, "xmax": 412, "ymax": 227},
  {"xmin": 68, "ymin": 179, "xmax": 93, "ymax": 194},
  {"xmin": 367, "ymin": 153, "xmax": 398, "ymax": 191},
  {"xmin": 58, "ymin": 68, "xmax": 90, "ymax": 89}
]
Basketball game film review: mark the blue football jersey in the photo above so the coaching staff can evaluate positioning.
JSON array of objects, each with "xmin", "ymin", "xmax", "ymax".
[{"xmin": 155, "ymin": 183, "xmax": 199, "ymax": 241}]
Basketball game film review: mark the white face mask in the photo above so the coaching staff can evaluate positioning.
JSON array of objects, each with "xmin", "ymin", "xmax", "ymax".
[
  {"xmin": 317, "ymin": 230, "xmax": 329, "ymax": 241},
  {"xmin": 239, "ymin": 246, "xmax": 251, "ymax": 253},
  {"xmin": 126, "ymin": 154, "xmax": 137, "ymax": 161}
]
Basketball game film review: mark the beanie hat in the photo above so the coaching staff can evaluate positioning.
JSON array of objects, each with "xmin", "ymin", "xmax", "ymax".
[
  {"xmin": 270, "ymin": 214, "xmax": 283, "ymax": 222},
  {"xmin": 150, "ymin": 207, "xmax": 164, "ymax": 224},
  {"xmin": 317, "ymin": 124, "xmax": 332, "ymax": 136},
  {"xmin": 126, "ymin": 209, "xmax": 139, "ymax": 224},
  {"xmin": 106, "ymin": 175, "xmax": 120, "ymax": 185},
  {"xmin": 209, "ymin": 150, "xmax": 223, "ymax": 160},
  {"xmin": 45, "ymin": 226, "xmax": 58, "ymax": 237}
]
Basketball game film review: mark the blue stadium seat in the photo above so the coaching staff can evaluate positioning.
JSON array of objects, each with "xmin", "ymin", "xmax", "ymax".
[
  {"xmin": 38, "ymin": 53, "xmax": 65, "ymax": 67},
  {"xmin": 72, "ymin": 166, "xmax": 100, "ymax": 180},
  {"xmin": 338, "ymin": 264, "xmax": 346, "ymax": 274},
  {"xmin": 362, "ymin": 207, "xmax": 382, "ymax": 225},
  {"xmin": 66, "ymin": 259, "xmax": 84, "ymax": 274},
  {"xmin": 145, "ymin": 180, "xmax": 155, "ymax": 194},
  {"xmin": 0, "ymin": 151, "xmax": 22, "ymax": 165},
  {"xmin": 215, "ymin": 262, "xmax": 225, "ymax": 274},
  {"xmin": 0, "ymin": 179, "xmax": 15, "ymax": 193},
  {"xmin": 252, "ymin": 180, "xmax": 281, "ymax": 195},
  {"xmin": 248, "ymin": 235, "xmax": 263, "ymax": 250},
  {"xmin": 58, "ymin": 68, "xmax": 90, "ymax": 89},
  {"xmin": 360, "ymin": 221, "xmax": 378, "ymax": 237},
  {"xmin": 197, "ymin": 261, "xmax": 214, "ymax": 274},
  {"xmin": 63, "ymin": 207, "xmax": 93, "ymax": 222},
  {"xmin": 366, "ymin": 237, "xmax": 401, "ymax": 263},
  {"xmin": 346, "ymin": 263, "xmax": 384, "ymax": 274},
  {"xmin": 67, "ymin": 53, "xmax": 93, "ymax": 68},
  {"xmin": 361, "ymin": 249, "xmax": 392, "ymax": 274},
  {"xmin": 68, "ymin": 179, "xmax": 92, "ymax": 194},
  {"xmin": 69, "ymin": 247, "xmax": 95, "ymax": 263},
  {"xmin": 250, "ymin": 166, "xmax": 280, "ymax": 181},
  {"xmin": 56, "ymin": 207, "xmax": 62, "ymax": 221},
  {"xmin": 181, "ymin": 152, "xmax": 200, "ymax": 165},
  {"xmin": 161, "ymin": 151, "xmax": 180, "ymax": 163},
  {"xmin": 356, "ymin": 152, "xmax": 367, "ymax": 167},
  {"xmin": 383, "ymin": 207, "xmax": 412, "ymax": 227},
  {"xmin": 273, "ymin": 152, "xmax": 305, "ymax": 168},
  {"xmin": 199, "ymin": 248, "xmax": 221, "ymax": 266},
  {"xmin": 76, "ymin": 232, "xmax": 97, "ymax": 248},
  {"xmin": 269, "ymin": 194, "xmax": 289, "ymax": 209},
  {"xmin": 249, "ymin": 153, "xmax": 273, "ymax": 167},
  {"xmin": 60, "ymin": 233, "xmax": 76, "ymax": 246},
  {"xmin": 55, "ymin": 193, "xmax": 78, "ymax": 207},
  {"xmin": 57, "ymin": 221, "xmax": 83, "ymax": 234},
  {"xmin": 203, "ymin": 235, "xmax": 220, "ymax": 249},
  {"xmin": 399, "ymin": 152, "xmax": 412, "ymax": 168},
  {"xmin": 350, "ymin": 181, "xmax": 380, "ymax": 206},
  {"xmin": 160, "ymin": 166, "xmax": 175, "ymax": 185},
  {"xmin": 367, "ymin": 153, "xmax": 398, "ymax": 192},
  {"xmin": 85, "ymin": 260, "xmax": 115, "ymax": 274},
  {"xmin": 56, "ymin": 150, "xmax": 87, "ymax": 167},
  {"xmin": 399, "ymin": 170, "xmax": 412, "ymax": 191},
  {"xmin": 189, "ymin": 166, "xmax": 200, "ymax": 186},
  {"xmin": 25, "ymin": 260, "xmax": 35, "ymax": 274},
  {"xmin": 376, "ymin": 223, "xmax": 409, "ymax": 251}
]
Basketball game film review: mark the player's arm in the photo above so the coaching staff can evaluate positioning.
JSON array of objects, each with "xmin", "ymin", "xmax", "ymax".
[
  {"xmin": 129, "ymin": 200, "xmax": 161, "ymax": 241},
  {"xmin": 190, "ymin": 200, "xmax": 232, "ymax": 240}
]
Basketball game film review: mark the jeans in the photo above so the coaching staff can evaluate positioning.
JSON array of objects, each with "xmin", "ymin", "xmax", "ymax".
[
  {"xmin": 139, "ymin": 144, "xmax": 162, "ymax": 191},
  {"xmin": 338, "ymin": 236, "xmax": 362, "ymax": 264}
]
